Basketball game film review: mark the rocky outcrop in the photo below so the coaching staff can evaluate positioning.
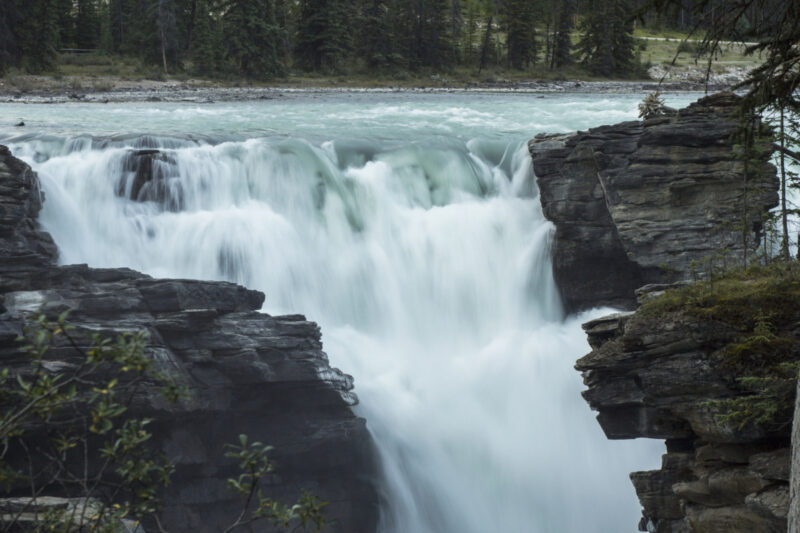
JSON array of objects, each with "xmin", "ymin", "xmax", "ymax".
[
  {"xmin": 577, "ymin": 294, "xmax": 795, "ymax": 532},
  {"xmin": 790, "ymin": 378, "xmax": 800, "ymax": 531},
  {"xmin": 529, "ymin": 92, "xmax": 778, "ymax": 313},
  {"xmin": 0, "ymin": 145, "xmax": 378, "ymax": 532}
]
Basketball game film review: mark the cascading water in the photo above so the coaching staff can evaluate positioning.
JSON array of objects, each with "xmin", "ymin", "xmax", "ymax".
[{"xmin": 2, "ymin": 92, "xmax": 697, "ymax": 532}]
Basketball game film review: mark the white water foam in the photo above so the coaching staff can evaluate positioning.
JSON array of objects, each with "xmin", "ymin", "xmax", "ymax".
[{"xmin": 4, "ymin": 94, "xmax": 700, "ymax": 532}]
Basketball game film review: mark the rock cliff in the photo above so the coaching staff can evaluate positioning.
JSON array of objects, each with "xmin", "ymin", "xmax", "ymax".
[
  {"xmin": 0, "ymin": 145, "xmax": 379, "ymax": 532},
  {"xmin": 577, "ymin": 278, "xmax": 797, "ymax": 532},
  {"xmin": 529, "ymin": 92, "xmax": 778, "ymax": 314},
  {"xmin": 534, "ymin": 94, "xmax": 798, "ymax": 532}
]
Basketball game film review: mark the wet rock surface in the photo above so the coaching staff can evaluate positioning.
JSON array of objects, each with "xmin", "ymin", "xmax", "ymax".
[
  {"xmin": 578, "ymin": 303, "xmax": 793, "ymax": 532},
  {"xmin": 529, "ymin": 92, "xmax": 778, "ymax": 314},
  {"xmin": 0, "ymin": 146, "xmax": 378, "ymax": 532}
]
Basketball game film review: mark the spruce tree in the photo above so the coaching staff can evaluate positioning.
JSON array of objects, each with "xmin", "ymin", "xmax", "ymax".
[
  {"xmin": 576, "ymin": 0, "xmax": 635, "ymax": 77},
  {"xmin": 14, "ymin": 0, "xmax": 60, "ymax": 72},
  {"xmin": 551, "ymin": 0, "xmax": 573, "ymax": 69},
  {"xmin": 75, "ymin": 0, "xmax": 101, "ymax": 49},
  {"xmin": 0, "ymin": 0, "xmax": 18, "ymax": 75},
  {"xmin": 358, "ymin": 0, "xmax": 395, "ymax": 69},
  {"xmin": 504, "ymin": 0, "xmax": 537, "ymax": 70},
  {"xmin": 154, "ymin": 0, "xmax": 179, "ymax": 73},
  {"xmin": 55, "ymin": 0, "xmax": 76, "ymax": 50},
  {"xmin": 223, "ymin": 0, "xmax": 283, "ymax": 78},
  {"xmin": 295, "ymin": 0, "xmax": 351, "ymax": 71},
  {"xmin": 190, "ymin": 0, "xmax": 215, "ymax": 74}
]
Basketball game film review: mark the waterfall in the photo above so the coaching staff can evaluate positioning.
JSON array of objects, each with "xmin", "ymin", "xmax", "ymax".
[{"xmin": 5, "ymin": 94, "xmax": 687, "ymax": 532}]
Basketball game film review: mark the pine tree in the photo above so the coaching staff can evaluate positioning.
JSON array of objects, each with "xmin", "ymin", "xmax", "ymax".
[
  {"xmin": 0, "ymin": 0, "xmax": 19, "ymax": 74},
  {"xmin": 504, "ymin": 0, "xmax": 537, "ymax": 70},
  {"xmin": 75, "ymin": 0, "xmax": 101, "ymax": 48},
  {"xmin": 155, "ymin": 0, "xmax": 179, "ymax": 73},
  {"xmin": 463, "ymin": 0, "xmax": 479, "ymax": 65},
  {"xmin": 576, "ymin": 0, "xmax": 635, "ymax": 77},
  {"xmin": 190, "ymin": 0, "xmax": 215, "ymax": 74},
  {"xmin": 97, "ymin": 0, "xmax": 114, "ymax": 53},
  {"xmin": 55, "ymin": 0, "xmax": 76, "ymax": 49},
  {"xmin": 295, "ymin": 0, "xmax": 351, "ymax": 71},
  {"xmin": 358, "ymin": 0, "xmax": 395, "ymax": 69},
  {"xmin": 14, "ymin": 0, "xmax": 61, "ymax": 72},
  {"xmin": 551, "ymin": 0, "xmax": 573, "ymax": 69},
  {"xmin": 223, "ymin": 0, "xmax": 283, "ymax": 78}
]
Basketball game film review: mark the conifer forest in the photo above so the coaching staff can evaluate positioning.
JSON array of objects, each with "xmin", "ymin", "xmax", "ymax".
[{"xmin": 0, "ymin": 0, "xmax": 784, "ymax": 80}]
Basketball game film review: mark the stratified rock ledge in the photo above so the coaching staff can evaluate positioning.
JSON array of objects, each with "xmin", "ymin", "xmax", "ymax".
[
  {"xmin": 577, "ymin": 292, "xmax": 792, "ymax": 532},
  {"xmin": 529, "ymin": 92, "xmax": 778, "ymax": 314}
]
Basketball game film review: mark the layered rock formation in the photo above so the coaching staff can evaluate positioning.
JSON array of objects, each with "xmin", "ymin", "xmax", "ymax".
[
  {"xmin": 790, "ymin": 380, "xmax": 800, "ymax": 531},
  {"xmin": 533, "ymin": 94, "xmax": 797, "ymax": 531},
  {"xmin": 0, "ymin": 145, "xmax": 378, "ymax": 532},
  {"xmin": 578, "ymin": 305, "xmax": 792, "ymax": 532},
  {"xmin": 529, "ymin": 92, "xmax": 778, "ymax": 314}
]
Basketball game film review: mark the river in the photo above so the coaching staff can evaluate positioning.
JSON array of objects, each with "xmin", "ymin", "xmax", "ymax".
[{"xmin": 1, "ymin": 91, "xmax": 698, "ymax": 532}]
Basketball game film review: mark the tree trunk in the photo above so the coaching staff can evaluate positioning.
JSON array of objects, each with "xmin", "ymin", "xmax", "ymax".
[
  {"xmin": 780, "ymin": 106, "xmax": 790, "ymax": 258},
  {"xmin": 478, "ymin": 15, "xmax": 492, "ymax": 74}
]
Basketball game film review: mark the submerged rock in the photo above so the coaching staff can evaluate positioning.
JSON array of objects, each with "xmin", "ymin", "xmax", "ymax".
[
  {"xmin": 0, "ymin": 145, "xmax": 379, "ymax": 532},
  {"xmin": 115, "ymin": 148, "xmax": 185, "ymax": 211},
  {"xmin": 529, "ymin": 92, "xmax": 778, "ymax": 314}
]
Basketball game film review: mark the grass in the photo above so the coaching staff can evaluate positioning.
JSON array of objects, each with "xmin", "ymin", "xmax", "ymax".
[
  {"xmin": 641, "ymin": 261, "xmax": 800, "ymax": 431},
  {"xmin": 0, "ymin": 27, "xmax": 765, "ymax": 92},
  {"xmin": 640, "ymin": 261, "xmax": 800, "ymax": 334}
]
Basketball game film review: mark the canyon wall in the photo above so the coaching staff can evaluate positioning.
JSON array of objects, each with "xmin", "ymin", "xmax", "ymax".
[
  {"xmin": 531, "ymin": 93, "xmax": 796, "ymax": 532},
  {"xmin": 529, "ymin": 92, "xmax": 778, "ymax": 314}
]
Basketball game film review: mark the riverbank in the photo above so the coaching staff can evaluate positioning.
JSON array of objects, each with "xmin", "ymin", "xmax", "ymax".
[{"xmin": 0, "ymin": 77, "xmax": 737, "ymax": 104}]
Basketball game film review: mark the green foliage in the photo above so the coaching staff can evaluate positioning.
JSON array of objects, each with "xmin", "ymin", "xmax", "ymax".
[
  {"xmin": 551, "ymin": 0, "xmax": 573, "ymax": 69},
  {"xmin": 295, "ymin": 0, "xmax": 352, "ymax": 72},
  {"xmin": 640, "ymin": 261, "xmax": 800, "ymax": 330},
  {"xmin": 503, "ymin": 0, "xmax": 537, "ymax": 70},
  {"xmin": 642, "ymin": 261, "xmax": 800, "ymax": 431},
  {"xmin": 190, "ymin": 0, "xmax": 217, "ymax": 75},
  {"xmin": 223, "ymin": 0, "xmax": 285, "ymax": 78},
  {"xmin": 576, "ymin": 0, "xmax": 637, "ymax": 77},
  {"xmin": 0, "ymin": 310, "xmax": 176, "ymax": 529},
  {"xmin": 706, "ymin": 360, "xmax": 800, "ymax": 431},
  {"xmin": 223, "ymin": 434, "xmax": 327, "ymax": 533},
  {"xmin": 13, "ymin": 0, "xmax": 61, "ymax": 73},
  {"xmin": 1, "ymin": 311, "xmax": 328, "ymax": 532}
]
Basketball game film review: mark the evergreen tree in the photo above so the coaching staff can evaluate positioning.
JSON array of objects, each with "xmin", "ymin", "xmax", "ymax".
[
  {"xmin": 98, "ymin": 0, "xmax": 114, "ymax": 53},
  {"xmin": 223, "ymin": 0, "xmax": 283, "ymax": 78},
  {"xmin": 295, "ymin": 0, "xmax": 351, "ymax": 71},
  {"xmin": 358, "ymin": 0, "xmax": 396, "ymax": 69},
  {"xmin": 14, "ymin": 0, "xmax": 61, "ymax": 72},
  {"xmin": 55, "ymin": 0, "xmax": 76, "ymax": 49},
  {"xmin": 75, "ymin": 0, "xmax": 101, "ymax": 49},
  {"xmin": 551, "ymin": 0, "xmax": 573, "ymax": 68},
  {"xmin": 462, "ymin": 0, "xmax": 479, "ymax": 64},
  {"xmin": 478, "ymin": 0, "xmax": 498, "ymax": 72},
  {"xmin": 155, "ymin": 0, "xmax": 179, "ymax": 73},
  {"xmin": 0, "ymin": 0, "xmax": 19, "ymax": 74},
  {"xmin": 190, "ymin": 0, "xmax": 215, "ymax": 74},
  {"xmin": 576, "ymin": 0, "xmax": 635, "ymax": 76},
  {"xmin": 504, "ymin": 0, "xmax": 537, "ymax": 69}
]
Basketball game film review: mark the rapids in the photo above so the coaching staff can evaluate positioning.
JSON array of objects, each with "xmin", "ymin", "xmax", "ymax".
[{"xmin": 1, "ymin": 91, "xmax": 698, "ymax": 532}]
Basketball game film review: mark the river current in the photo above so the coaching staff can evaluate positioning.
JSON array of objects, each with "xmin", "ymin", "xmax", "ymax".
[{"xmin": 1, "ymin": 91, "xmax": 698, "ymax": 532}]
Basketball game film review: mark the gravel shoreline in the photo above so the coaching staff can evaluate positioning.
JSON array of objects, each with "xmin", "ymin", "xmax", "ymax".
[{"xmin": 0, "ymin": 79, "xmax": 735, "ymax": 104}]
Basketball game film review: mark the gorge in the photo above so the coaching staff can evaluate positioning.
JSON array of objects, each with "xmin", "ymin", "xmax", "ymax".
[{"xmin": 0, "ymin": 91, "xmax": 793, "ymax": 532}]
